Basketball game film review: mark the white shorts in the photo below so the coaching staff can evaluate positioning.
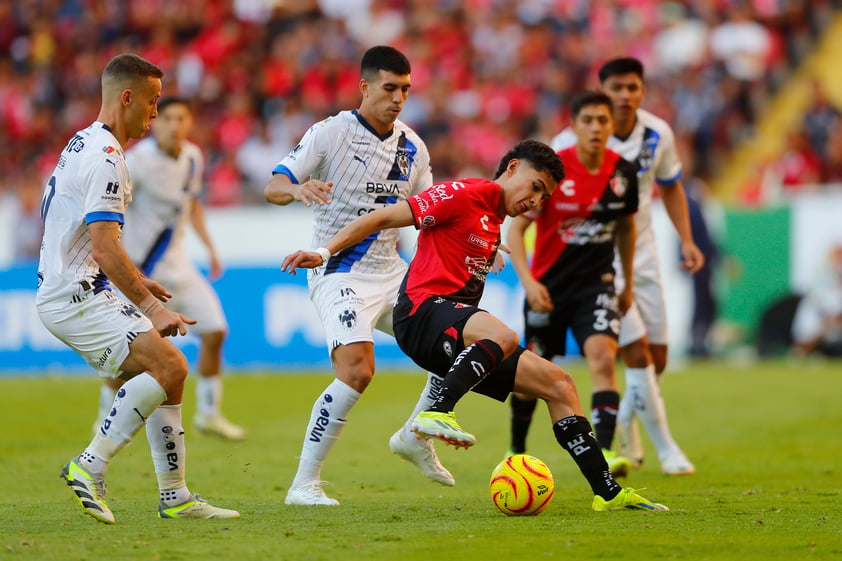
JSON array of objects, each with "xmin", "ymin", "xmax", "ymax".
[
  {"xmin": 308, "ymin": 266, "xmax": 406, "ymax": 356},
  {"xmin": 153, "ymin": 263, "xmax": 227, "ymax": 334},
  {"xmin": 616, "ymin": 231, "xmax": 668, "ymax": 347},
  {"xmin": 37, "ymin": 290, "xmax": 153, "ymax": 378}
]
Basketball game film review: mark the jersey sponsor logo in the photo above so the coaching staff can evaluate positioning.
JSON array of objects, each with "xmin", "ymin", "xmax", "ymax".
[
  {"xmin": 420, "ymin": 215, "xmax": 436, "ymax": 228},
  {"xmin": 426, "ymin": 182, "xmax": 458, "ymax": 205},
  {"xmin": 365, "ymin": 182, "xmax": 399, "ymax": 194},
  {"xmin": 95, "ymin": 346, "xmax": 113, "ymax": 368},
  {"xmin": 554, "ymin": 202, "xmax": 579, "ymax": 211},
  {"xmin": 480, "ymin": 215, "xmax": 489, "ymax": 231},
  {"xmin": 468, "ymin": 233, "xmax": 489, "ymax": 249},
  {"xmin": 559, "ymin": 179, "xmax": 576, "ymax": 197},
  {"xmin": 558, "ymin": 217, "xmax": 613, "ymax": 245},
  {"xmin": 415, "ymin": 196, "xmax": 429, "ymax": 214},
  {"xmin": 105, "ymin": 181, "xmax": 120, "ymax": 195},
  {"xmin": 353, "ymin": 155, "xmax": 368, "ymax": 167},
  {"xmin": 464, "ymin": 255, "xmax": 492, "ymax": 280}
]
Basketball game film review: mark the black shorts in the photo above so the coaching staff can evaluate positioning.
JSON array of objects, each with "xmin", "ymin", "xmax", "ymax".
[
  {"xmin": 524, "ymin": 279, "xmax": 620, "ymax": 359},
  {"xmin": 393, "ymin": 297, "xmax": 520, "ymax": 402}
]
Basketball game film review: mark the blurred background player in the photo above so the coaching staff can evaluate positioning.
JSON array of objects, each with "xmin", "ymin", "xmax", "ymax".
[
  {"xmin": 791, "ymin": 243, "xmax": 842, "ymax": 357},
  {"xmin": 93, "ymin": 96, "xmax": 246, "ymax": 441},
  {"xmin": 507, "ymin": 91, "xmax": 638, "ymax": 478},
  {"xmin": 36, "ymin": 53, "xmax": 238, "ymax": 523},
  {"xmin": 265, "ymin": 45, "xmax": 452, "ymax": 506},
  {"xmin": 549, "ymin": 57, "xmax": 704, "ymax": 475},
  {"xmin": 281, "ymin": 139, "xmax": 668, "ymax": 513}
]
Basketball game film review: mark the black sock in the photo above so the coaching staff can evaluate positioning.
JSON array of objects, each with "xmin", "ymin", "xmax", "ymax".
[
  {"xmin": 591, "ymin": 390, "xmax": 620, "ymax": 450},
  {"xmin": 429, "ymin": 339, "xmax": 504, "ymax": 412},
  {"xmin": 553, "ymin": 415, "xmax": 621, "ymax": 500},
  {"xmin": 510, "ymin": 393, "xmax": 537, "ymax": 454}
]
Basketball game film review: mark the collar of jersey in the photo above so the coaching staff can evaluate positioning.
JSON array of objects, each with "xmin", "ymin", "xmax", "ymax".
[{"xmin": 352, "ymin": 109, "xmax": 394, "ymax": 141}]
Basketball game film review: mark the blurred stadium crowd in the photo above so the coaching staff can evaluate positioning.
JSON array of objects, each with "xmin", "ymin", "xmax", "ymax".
[{"xmin": 1, "ymin": 0, "xmax": 839, "ymax": 243}]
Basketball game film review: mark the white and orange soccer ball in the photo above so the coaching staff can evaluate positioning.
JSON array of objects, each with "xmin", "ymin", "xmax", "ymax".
[{"xmin": 489, "ymin": 454, "xmax": 554, "ymax": 516}]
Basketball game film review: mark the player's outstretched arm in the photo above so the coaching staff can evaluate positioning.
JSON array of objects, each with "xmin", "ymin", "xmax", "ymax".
[
  {"xmin": 506, "ymin": 215, "xmax": 552, "ymax": 312},
  {"xmin": 282, "ymin": 201, "xmax": 415, "ymax": 274},
  {"xmin": 264, "ymin": 173, "xmax": 334, "ymax": 207},
  {"xmin": 661, "ymin": 180, "xmax": 705, "ymax": 274},
  {"xmin": 89, "ymin": 221, "xmax": 196, "ymax": 337}
]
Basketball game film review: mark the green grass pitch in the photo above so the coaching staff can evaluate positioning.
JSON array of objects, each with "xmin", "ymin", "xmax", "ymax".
[{"xmin": 1, "ymin": 360, "xmax": 840, "ymax": 560}]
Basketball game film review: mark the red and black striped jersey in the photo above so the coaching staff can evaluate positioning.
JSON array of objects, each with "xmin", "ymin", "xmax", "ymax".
[
  {"xmin": 397, "ymin": 178, "xmax": 503, "ymax": 316},
  {"xmin": 530, "ymin": 147, "xmax": 638, "ymax": 290}
]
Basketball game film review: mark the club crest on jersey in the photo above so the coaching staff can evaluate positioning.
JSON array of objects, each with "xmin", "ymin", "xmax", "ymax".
[
  {"xmin": 421, "ymin": 215, "xmax": 436, "ymax": 228},
  {"xmin": 609, "ymin": 172, "xmax": 627, "ymax": 197},
  {"xmin": 394, "ymin": 148, "xmax": 410, "ymax": 180}
]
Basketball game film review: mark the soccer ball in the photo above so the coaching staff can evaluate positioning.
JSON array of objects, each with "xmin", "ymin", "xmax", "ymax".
[{"xmin": 489, "ymin": 454, "xmax": 554, "ymax": 516}]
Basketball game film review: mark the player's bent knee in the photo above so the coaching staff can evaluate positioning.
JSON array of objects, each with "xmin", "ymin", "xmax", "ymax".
[{"xmin": 496, "ymin": 328, "xmax": 521, "ymax": 356}]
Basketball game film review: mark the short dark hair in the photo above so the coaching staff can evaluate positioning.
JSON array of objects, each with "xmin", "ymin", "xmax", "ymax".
[
  {"xmin": 360, "ymin": 45, "xmax": 411, "ymax": 81},
  {"xmin": 570, "ymin": 90, "xmax": 614, "ymax": 118},
  {"xmin": 102, "ymin": 53, "xmax": 163, "ymax": 84},
  {"xmin": 157, "ymin": 96, "xmax": 190, "ymax": 113},
  {"xmin": 493, "ymin": 139, "xmax": 565, "ymax": 184},
  {"xmin": 598, "ymin": 57, "xmax": 644, "ymax": 83}
]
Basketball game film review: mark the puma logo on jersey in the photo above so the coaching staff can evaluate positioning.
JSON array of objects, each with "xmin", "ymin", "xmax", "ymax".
[{"xmin": 353, "ymin": 155, "xmax": 368, "ymax": 167}]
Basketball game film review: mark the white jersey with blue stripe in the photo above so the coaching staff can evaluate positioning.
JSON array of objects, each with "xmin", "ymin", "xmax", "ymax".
[
  {"xmin": 551, "ymin": 108, "xmax": 682, "ymax": 237},
  {"xmin": 121, "ymin": 137, "xmax": 204, "ymax": 276},
  {"xmin": 36, "ymin": 122, "xmax": 132, "ymax": 304},
  {"xmin": 273, "ymin": 110, "xmax": 432, "ymax": 276}
]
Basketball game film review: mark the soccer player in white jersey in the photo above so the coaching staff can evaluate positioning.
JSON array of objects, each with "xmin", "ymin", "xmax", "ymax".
[
  {"xmin": 92, "ymin": 96, "xmax": 246, "ymax": 441},
  {"xmin": 264, "ymin": 46, "xmax": 453, "ymax": 505},
  {"xmin": 36, "ymin": 54, "xmax": 238, "ymax": 523},
  {"xmin": 541, "ymin": 58, "xmax": 705, "ymax": 475}
]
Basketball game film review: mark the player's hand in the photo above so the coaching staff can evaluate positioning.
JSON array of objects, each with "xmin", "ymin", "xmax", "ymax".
[
  {"xmin": 208, "ymin": 252, "xmax": 224, "ymax": 281},
  {"xmin": 281, "ymin": 250, "xmax": 323, "ymax": 274},
  {"xmin": 150, "ymin": 309, "xmax": 196, "ymax": 337},
  {"xmin": 680, "ymin": 241, "xmax": 705, "ymax": 274},
  {"xmin": 524, "ymin": 279, "xmax": 553, "ymax": 313},
  {"xmin": 295, "ymin": 180, "xmax": 334, "ymax": 207},
  {"xmin": 492, "ymin": 244, "xmax": 510, "ymax": 274},
  {"xmin": 617, "ymin": 286, "xmax": 633, "ymax": 316},
  {"xmin": 142, "ymin": 277, "xmax": 172, "ymax": 302}
]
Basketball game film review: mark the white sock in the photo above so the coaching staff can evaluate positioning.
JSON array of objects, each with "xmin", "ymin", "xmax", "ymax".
[
  {"xmin": 401, "ymin": 372, "xmax": 443, "ymax": 440},
  {"xmin": 95, "ymin": 384, "xmax": 117, "ymax": 430},
  {"xmin": 290, "ymin": 379, "xmax": 360, "ymax": 488},
  {"xmin": 146, "ymin": 404, "xmax": 192, "ymax": 505},
  {"xmin": 82, "ymin": 373, "xmax": 166, "ymax": 475},
  {"xmin": 195, "ymin": 375, "xmax": 221, "ymax": 417},
  {"xmin": 624, "ymin": 365, "xmax": 681, "ymax": 461}
]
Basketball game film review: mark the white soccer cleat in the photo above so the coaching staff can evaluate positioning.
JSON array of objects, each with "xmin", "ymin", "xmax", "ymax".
[
  {"xmin": 660, "ymin": 450, "xmax": 696, "ymax": 476},
  {"xmin": 285, "ymin": 481, "xmax": 340, "ymax": 506},
  {"xmin": 193, "ymin": 413, "xmax": 247, "ymax": 441},
  {"xmin": 389, "ymin": 428, "xmax": 455, "ymax": 486},
  {"xmin": 158, "ymin": 494, "xmax": 240, "ymax": 519}
]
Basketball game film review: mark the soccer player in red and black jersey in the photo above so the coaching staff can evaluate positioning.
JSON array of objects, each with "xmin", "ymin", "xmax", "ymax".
[
  {"xmin": 282, "ymin": 139, "xmax": 668, "ymax": 512},
  {"xmin": 507, "ymin": 91, "xmax": 638, "ymax": 479}
]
